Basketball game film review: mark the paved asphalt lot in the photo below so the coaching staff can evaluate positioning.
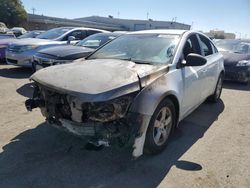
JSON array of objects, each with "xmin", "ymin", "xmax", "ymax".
[{"xmin": 0, "ymin": 64, "xmax": 249, "ymax": 188}]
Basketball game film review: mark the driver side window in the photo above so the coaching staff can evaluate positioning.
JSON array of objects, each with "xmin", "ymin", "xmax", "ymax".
[{"xmin": 183, "ymin": 35, "xmax": 201, "ymax": 60}]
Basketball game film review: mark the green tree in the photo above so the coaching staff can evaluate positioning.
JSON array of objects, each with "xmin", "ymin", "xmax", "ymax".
[{"xmin": 0, "ymin": 0, "xmax": 27, "ymax": 27}]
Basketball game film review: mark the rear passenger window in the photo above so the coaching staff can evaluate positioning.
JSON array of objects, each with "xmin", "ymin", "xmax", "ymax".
[
  {"xmin": 87, "ymin": 30, "xmax": 101, "ymax": 36},
  {"xmin": 63, "ymin": 30, "xmax": 87, "ymax": 40},
  {"xmin": 70, "ymin": 30, "xmax": 87, "ymax": 40},
  {"xmin": 199, "ymin": 35, "xmax": 213, "ymax": 56}
]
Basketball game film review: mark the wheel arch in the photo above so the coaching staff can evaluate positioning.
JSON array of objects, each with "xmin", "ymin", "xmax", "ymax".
[{"xmin": 164, "ymin": 94, "xmax": 180, "ymax": 128}]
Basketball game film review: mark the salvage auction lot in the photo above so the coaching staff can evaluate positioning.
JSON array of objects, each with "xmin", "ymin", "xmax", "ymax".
[{"xmin": 0, "ymin": 64, "xmax": 249, "ymax": 188}]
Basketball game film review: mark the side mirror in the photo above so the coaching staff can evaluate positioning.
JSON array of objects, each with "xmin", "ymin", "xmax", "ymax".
[
  {"xmin": 184, "ymin": 53, "xmax": 207, "ymax": 66},
  {"xmin": 67, "ymin": 36, "xmax": 76, "ymax": 44}
]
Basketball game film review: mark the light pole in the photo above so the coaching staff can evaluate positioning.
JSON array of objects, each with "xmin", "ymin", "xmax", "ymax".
[{"xmin": 31, "ymin": 8, "xmax": 36, "ymax": 15}]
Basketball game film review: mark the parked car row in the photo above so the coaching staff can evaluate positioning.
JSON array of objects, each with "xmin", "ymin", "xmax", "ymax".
[
  {"xmin": 33, "ymin": 32, "xmax": 121, "ymax": 70},
  {"xmin": 24, "ymin": 29, "xmax": 225, "ymax": 158},
  {"xmin": 5, "ymin": 27, "xmax": 108, "ymax": 67},
  {"xmin": 0, "ymin": 23, "xmax": 27, "ymax": 37},
  {"xmin": 0, "ymin": 30, "xmax": 44, "ymax": 62},
  {"xmin": 0, "ymin": 26, "xmax": 248, "ymax": 157}
]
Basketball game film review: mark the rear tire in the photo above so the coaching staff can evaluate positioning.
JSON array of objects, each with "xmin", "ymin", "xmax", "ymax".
[
  {"xmin": 144, "ymin": 98, "xmax": 176, "ymax": 154},
  {"xmin": 208, "ymin": 73, "xmax": 223, "ymax": 103}
]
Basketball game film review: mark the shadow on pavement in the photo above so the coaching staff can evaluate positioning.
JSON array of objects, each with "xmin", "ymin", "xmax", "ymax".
[
  {"xmin": 0, "ymin": 66, "xmax": 32, "ymax": 79},
  {"xmin": 223, "ymin": 81, "xmax": 250, "ymax": 91},
  {"xmin": 0, "ymin": 100, "xmax": 224, "ymax": 188},
  {"xmin": 16, "ymin": 83, "xmax": 34, "ymax": 98}
]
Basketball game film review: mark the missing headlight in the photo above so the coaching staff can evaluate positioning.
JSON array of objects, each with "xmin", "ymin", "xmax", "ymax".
[{"xmin": 83, "ymin": 96, "xmax": 133, "ymax": 122}]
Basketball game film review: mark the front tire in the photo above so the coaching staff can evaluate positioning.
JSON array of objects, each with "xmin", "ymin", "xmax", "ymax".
[{"xmin": 144, "ymin": 98, "xmax": 176, "ymax": 154}]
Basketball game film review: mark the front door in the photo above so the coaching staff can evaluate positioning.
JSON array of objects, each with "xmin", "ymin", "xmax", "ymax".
[{"xmin": 181, "ymin": 34, "xmax": 208, "ymax": 116}]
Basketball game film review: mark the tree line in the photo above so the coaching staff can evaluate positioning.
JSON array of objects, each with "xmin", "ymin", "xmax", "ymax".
[{"xmin": 0, "ymin": 0, "xmax": 27, "ymax": 27}]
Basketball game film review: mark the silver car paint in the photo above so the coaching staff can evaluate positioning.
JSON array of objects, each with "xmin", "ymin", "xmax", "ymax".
[
  {"xmin": 30, "ymin": 30, "xmax": 224, "ymax": 158},
  {"xmin": 130, "ymin": 31, "xmax": 224, "ymax": 157}
]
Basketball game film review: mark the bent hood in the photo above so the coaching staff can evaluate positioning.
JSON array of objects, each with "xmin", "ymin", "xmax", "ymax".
[
  {"xmin": 38, "ymin": 45, "xmax": 94, "ymax": 60},
  {"xmin": 31, "ymin": 59, "xmax": 168, "ymax": 102},
  {"xmin": 9, "ymin": 38, "xmax": 64, "ymax": 46}
]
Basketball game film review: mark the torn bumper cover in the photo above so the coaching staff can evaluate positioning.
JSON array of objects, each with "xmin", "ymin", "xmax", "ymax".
[{"xmin": 25, "ymin": 85, "xmax": 145, "ymax": 151}]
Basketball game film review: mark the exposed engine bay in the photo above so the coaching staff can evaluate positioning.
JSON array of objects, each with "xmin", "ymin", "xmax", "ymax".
[{"xmin": 25, "ymin": 84, "xmax": 140, "ymax": 148}]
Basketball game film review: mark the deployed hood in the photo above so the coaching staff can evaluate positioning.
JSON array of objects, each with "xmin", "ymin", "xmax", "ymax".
[
  {"xmin": 9, "ymin": 38, "xmax": 64, "ymax": 46},
  {"xmin": 38, "ymin": 45, "xmax": 94, "ymax": 60},
  {"xmin": 31, "ymin": 59, "xmax": 168, "ymax": 102},
  {"xmin": 221, "ymin": 51, "xmax": 250, "ymax": 66}
]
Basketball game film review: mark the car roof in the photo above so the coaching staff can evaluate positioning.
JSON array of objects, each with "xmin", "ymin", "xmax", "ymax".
[
  {"xmin": 129, "ymin": 29, "xmax": 188, "ymax": 35},
  {"xmin": 92, "ymin": 32, "xmax": 122, "ymax": 37},
  {"xmin": 55, "ymin": 27, "xmax": 109, "ymax": 33}
]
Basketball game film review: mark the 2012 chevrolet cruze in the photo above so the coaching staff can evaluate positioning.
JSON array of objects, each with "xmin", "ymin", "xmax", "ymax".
[{"xmin": 25, "ymin": 30, "xmax": 224, "ymax": 158}]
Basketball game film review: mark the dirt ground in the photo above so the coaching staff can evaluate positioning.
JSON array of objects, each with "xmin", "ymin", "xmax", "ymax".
[{"xmin": 0, "ymin": 64, "xmax": 249, "ymax": 188}]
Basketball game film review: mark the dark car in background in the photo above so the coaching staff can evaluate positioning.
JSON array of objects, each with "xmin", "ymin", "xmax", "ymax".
[
  {"xmin": 33, "ymin": 32, "xmax": 121, "ymax": 71},
  {"xmin": 215, "ymin": 39, "xmax": 250, "ymax": 84}
]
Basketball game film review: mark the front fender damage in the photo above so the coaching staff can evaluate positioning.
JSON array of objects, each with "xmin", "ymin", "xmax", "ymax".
[{"xmin": 131, "ymin": 113, "xmax": 151, "ymax": 158}]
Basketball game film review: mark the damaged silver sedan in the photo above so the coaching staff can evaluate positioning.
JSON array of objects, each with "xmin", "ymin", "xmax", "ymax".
[{"xmin": 25, "ymin": 30, "xmax": 224, "ymax": 158}]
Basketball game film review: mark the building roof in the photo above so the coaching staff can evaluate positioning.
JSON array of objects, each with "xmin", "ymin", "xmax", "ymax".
[
  {"xmin": 75, "ymin": 16, "xmax": 190, "ymax": 27},
  {"xmin": 28, "ymin": 14, "xmax": 126, "ymax": 31}
]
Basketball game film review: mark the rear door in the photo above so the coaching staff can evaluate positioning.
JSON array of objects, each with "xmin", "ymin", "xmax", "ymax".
[
  {"xmin": 197, "ymin": 34, "xmax": 220, "ymax": 97},
  {"xmin": 87, "ymin": 30, "xmax": 102, "ymax": 37}
]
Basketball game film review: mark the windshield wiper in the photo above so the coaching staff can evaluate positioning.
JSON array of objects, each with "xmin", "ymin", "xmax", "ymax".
[
  {"xmin": 38, "ymin": 37, "xmax": 48, "ymax": 39},
  {"xmin": 119, "ymin": 58, "xmax": 152, "ymax": 65}
]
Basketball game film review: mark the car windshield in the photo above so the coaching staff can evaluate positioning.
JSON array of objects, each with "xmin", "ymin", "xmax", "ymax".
[
  {"xmin": 77, "ymin": 34, "xmax": 118, "ymax": 49},
  {"xmin": 36, "ymin": 28, "xmax": 72, "ymax": 40},
  {"xmin": 88, "ymin": 34, "xmax": 180, "ymax": 65},
  {"xmin": 215, "ymin": 40, "xmax": 250, "ymax": 54},
  {"xmin": 18, "ymin": 31, "xmax": 43, "ymax": 39}
]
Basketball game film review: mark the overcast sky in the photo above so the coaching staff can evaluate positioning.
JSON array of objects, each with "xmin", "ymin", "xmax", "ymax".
[{"xmin": 21, "ymin": 0, "xmax": 250, "ymax": 38}]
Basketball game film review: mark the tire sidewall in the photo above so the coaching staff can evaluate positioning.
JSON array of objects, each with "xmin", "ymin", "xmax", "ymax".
[
  {"xmin": 215, "ymin": 74, "xmax": 223, "ymax": 101},
  {"xmin": 144, "ymin": 98, "xmax": 176, "ymax": 154}
]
